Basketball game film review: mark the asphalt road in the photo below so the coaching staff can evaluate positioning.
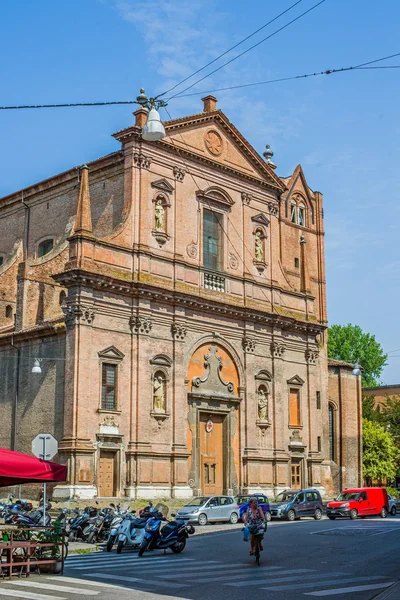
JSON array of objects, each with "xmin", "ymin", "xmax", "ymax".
[{"xmin": 1, "ymin": 516, "xmax": 399, "ymax": 600}]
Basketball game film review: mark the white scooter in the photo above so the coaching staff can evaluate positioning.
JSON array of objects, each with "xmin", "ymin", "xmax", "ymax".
[
  {"xmin": 106, "ymin": 507, "xmax": 127, "ymax": 552},
  {"xmin": 116, "ymin": 506, "xmax": 156, "ymax": 553}
]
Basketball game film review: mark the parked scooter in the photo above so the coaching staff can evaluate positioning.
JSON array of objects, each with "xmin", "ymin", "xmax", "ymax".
[
  {"xmin": 116, "ymin": 506, "xmax": 155, "ymax": 553},
  {"xmin": 68, "ymin": 506, "xmax": 98, "ymax": 542},
  {"xmin": 86, "ymin": 507, "xmax": 115, "ymax": 544},
  {"xmin": 138, "ymin": 507, "xmax": 195, "ymax": 556},
  {"xmin": 106, "ymin": 505, "xmax": 126, "ymax": 552},
  {"xmin": 5, "ymin": 502, "xmax": 52, "ymax": 527}
]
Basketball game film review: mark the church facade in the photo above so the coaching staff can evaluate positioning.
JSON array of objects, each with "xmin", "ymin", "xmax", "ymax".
[{"xmin": 0, "ymin": 96, "xmax": 362, "ymax": 499}]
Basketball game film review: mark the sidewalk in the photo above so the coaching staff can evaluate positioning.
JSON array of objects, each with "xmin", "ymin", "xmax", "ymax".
[{"xmin": 68, "ymin": 541, "xmax": 99, "ymax": 554}]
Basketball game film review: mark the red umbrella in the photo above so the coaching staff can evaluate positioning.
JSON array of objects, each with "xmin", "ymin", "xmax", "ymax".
[{"xmin": 0, "ymin": 448, "xmax": 67, "ymax": 487}]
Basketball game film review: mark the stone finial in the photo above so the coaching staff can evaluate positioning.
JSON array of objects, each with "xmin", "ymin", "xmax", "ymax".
[
  {"xmin": 263, "ymin": 145, "xmax": 277, "ymax": 170},
  {"xmin": 133, "ymin": 107, "xmax": 148, "ymax": 128},
  {"xmin": 74, "ymin": 165, "xmax": 93, "ymax": 234},
  {"xmin": 201, "ymin": 95, "xmax": 218, "ymax": 113}
]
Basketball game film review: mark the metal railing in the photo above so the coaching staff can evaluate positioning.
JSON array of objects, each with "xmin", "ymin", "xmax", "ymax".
[
  {"xmin": 204, "ymin": 272, "xmax": 225, "ymax": 292},
  {"xmin": 0, "ymin": 526, "xmax": 66, "ymax": 578}
]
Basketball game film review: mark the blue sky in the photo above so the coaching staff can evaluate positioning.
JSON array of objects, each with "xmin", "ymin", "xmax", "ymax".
[{"xmin": 1, "ymin": 0, "xmax": 399, "ymax": 382}]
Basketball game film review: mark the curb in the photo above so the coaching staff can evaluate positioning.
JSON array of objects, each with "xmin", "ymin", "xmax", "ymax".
[{"xmin": 372, "ymin": 580, "xmax": 400, "ymax": 599}]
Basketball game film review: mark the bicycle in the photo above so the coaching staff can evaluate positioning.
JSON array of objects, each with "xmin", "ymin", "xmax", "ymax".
[{"xmin": 253, "ymin": 532, "xmax": 263, "ymax": 565}]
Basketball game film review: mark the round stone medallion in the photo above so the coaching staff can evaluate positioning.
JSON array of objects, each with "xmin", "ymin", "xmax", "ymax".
[{"xmin": 204, "ymin": 130, "xmax": 223, "ymax": 156}]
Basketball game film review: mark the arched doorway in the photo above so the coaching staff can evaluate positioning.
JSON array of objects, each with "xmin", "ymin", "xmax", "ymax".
[{"xmin": 187, "ymin": 343, "xmax": 241, "ymax": 496}]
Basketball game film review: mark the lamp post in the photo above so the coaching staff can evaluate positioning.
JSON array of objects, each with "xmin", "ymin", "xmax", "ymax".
[{"xmin": 135, "ymin": 89, "xmax": 168, "ymax": 141}]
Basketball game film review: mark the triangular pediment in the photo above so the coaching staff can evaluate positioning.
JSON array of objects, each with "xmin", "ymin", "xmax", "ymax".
[
  {"xmin": 98, "ymin": 346, "xmax": 125, "ymax": 360},
  {"xmin": 287, "ymin": 375, "xmax": 305, "ymax": 385},
  {"xmin": 163, "ymin": 112, "xmax": 284, "ymax": 190},
  {"xmin": 151, "ymin": 178, "xmax": 174, "ymax": 193},
  {"xmin": 281, "ymin": 165, "xmax": 315, "ymax": 223},
  {"xmin": 252, "ymin": 213, "xmax": 270, "ymax": 227}
]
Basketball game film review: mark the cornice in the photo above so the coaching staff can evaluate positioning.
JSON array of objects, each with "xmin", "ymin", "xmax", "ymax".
[{"xmin": 52, "ymin": 268, "xmax": 325, "ymax": 336}]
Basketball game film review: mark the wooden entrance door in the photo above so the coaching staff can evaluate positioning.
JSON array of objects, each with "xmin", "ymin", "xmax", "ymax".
[
  {"xmin": 200, "ymin": 414, "xmax": 223, "ymax": 495},
  {"xmin": 291, "ymin": 459, "xmax": 302, "ymax": 489},
  {"xmin": 99, "ymin": 451, "xmax": 115, "ymax": 497}
]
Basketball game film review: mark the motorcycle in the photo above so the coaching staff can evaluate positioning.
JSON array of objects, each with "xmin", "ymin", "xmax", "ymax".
[
  {"xmin": 86, "ymin": 507, "xmax": 115, "ymax": 544},
  {"xmin": 106, "ymin": 505, "xmax": 126, "ymax": 552},
  {"xmin": 5, "ymin": 502, "xmax": 52, "ymax": 527},
  {"xmin": 68, "ymin": 506, "xmax": 98, "ymax": 542},
  {"xmin": 116, "ymin": 507, "xmax": 155, "ymax": 553},
  {"xmin": 138, "ymin": 507, "xmax": 195, "ymax": 556}
]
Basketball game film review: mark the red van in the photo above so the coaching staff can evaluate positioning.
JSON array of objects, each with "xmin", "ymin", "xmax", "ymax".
[{"xmin": 326, "ymin": 488, "xmax": 389, "ymax": 520}]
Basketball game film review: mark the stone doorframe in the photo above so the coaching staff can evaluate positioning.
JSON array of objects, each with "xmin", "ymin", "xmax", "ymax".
[
  {"xmin": 95, "ymin": 434, "xmax": 124, "ymax": 498},
  {"xmin": 187, "ymin": 393, "xmax": 240, "ymax": 496}
]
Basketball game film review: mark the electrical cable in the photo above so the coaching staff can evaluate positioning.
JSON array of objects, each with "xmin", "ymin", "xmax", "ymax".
[
  {"xmin": 0, "ymin": 100, "xmax": 138, "ymax": 111},
  {"xmin": 170, "ymin": 52, "xmax": 400, "ymax": 99},
  {"xmin": 1, "ymin": 52, "xmax": 399, "ymax": 111},
  {"xmin": 155, "ymin": 0, "xmax": 305, "ymax": 99},
  {"xmin": 166, "ymin": 0, "xmax": 328, "ymax": 101}
]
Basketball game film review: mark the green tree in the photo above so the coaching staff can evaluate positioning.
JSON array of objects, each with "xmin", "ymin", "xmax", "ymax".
[
  {"xmin": 362, "ymin": 395, "xmax": 381, "ymax": 422},
  {"xmin": 362, "ymin": 419, "xmax": 399, "ymax": 484},
  {"xmin": 380, "ymin": 395, "xmax": 400, "ymax": 444},
  {"xmin": 328, "ymin": 324, "xmax": 388, "ymax": 387}
]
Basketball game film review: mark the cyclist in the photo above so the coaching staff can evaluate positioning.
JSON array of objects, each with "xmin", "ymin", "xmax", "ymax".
[{"xmin": 243, "ymin": 497, "xmax": 266, "ymax": 555}]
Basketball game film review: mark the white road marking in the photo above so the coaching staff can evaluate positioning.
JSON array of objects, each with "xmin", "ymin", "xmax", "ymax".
[
  {"xmin": 156, "ymin": 562, "xmax": 248, "ymax": 578},
  {"xmin": 66, "ymin": 554, "xmax": 195, "ymax": 564},
  {"xmin": 48, "ymin": 577, "xmax": 127, "ymax": 589},
  {"xmin": 83, "ymin": 573, "xmax": 189, "ymax": 589},
  {"xmin": 226, "ymin": 570, "xmax": 321, "ymax": 587},
  {"xmin": 10, "ymin": 582, "xmax": 99, "ymax": 596},
  {"xmin": 187, "ymin": 567, "xmax": 314, "ymax": 584},
  {"xmin": 0, "ymin": 590, "xmax": 65, "ymax": 600},
  {"xmin": 305, "ymin": 582, "xmax": 394, "ymax": 596},
  {"xmin": 261, "ymin": 575, "xmax": 387, "ymax": 591},
  {"xmin": 71, "ymin": 558, "xmax": 201, "ymax": 570}
]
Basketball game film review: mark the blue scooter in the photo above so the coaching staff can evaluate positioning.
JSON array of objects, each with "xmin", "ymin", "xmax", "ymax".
[{"xmin": 138, "ymin": 508, "xmax": 195, "ymax": 556}]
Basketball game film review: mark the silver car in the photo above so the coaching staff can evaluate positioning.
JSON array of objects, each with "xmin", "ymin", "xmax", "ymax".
[
  {"xmin": 176, "ymin": 496, "xmax": 239, "ymax": 525},
  {"xmin": 388, "ymin": 495, "xmax": 397, "ymax": 516}
]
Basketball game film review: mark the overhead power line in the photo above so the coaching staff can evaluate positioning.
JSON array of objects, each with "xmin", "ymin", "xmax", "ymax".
[
  {"xmin": 166, "ymin": 0, "xmax": 328, "ymax": 101},
  {"xmin": 155, "ymin": 0, "xmax": 305, "ymax": 99},
  {"xmin": 0, "ymin": 52, "xmax": 399, "ymax": 112},
  {"xmin": 168, "ymin": 51, "xmax": 400, "ymax": 99},
  {"xmin": 0, "ymin": 100, "xmax": 138, "ymax": 111}
]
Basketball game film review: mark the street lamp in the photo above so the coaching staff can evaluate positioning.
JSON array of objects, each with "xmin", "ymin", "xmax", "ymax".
[
  {"xmin": 352, "ymin": 360, "xmax": 361, "ymax": 377},
  {"xmin": 32, "ymin": 358, "xmax": 42, "ymax": 374},
  {"xmin": 136, "ymin": 89, "xmax": 168, "ymax": 141}
]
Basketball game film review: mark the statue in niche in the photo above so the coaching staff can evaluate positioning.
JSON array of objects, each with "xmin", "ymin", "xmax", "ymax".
[
  {"xmin": 153, "ymin": 373, "xmax": 166, "ymax": 412},
  {"xmin": 155, "ymin": 200, "xmax": 165, "ymax": 231},
  {"xmin": 257, "ymin": 387, "xmax": 268, "ymax": 420},
  {"xmin": 254, "ymin": 230, "xmax": 264, "ymax": 262}
]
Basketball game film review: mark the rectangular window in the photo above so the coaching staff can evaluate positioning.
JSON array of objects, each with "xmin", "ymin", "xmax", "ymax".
[
  {"xmin": 317, "ymin": 436, "xmax": 321, "ymax": 452},
  {"xmin": 294, "ymin": 257, "xmax": 299, "ymax": 269},
  {"xmin": 0, "ymin": 256, "xmax": 3, "ymax": 267},
  {"xmin": 329, "ymin": 405, "xmax": 335, "ymax": 461},
  {"xmin": 316, "ymin": 391, "xmax": 321, "ymax": 409},
  {"xmin": 203, "ymin": 209, "xmax": 222, "ymax": 271},
  {"xmin": 101, "ymin": 363, "xmax": 117, "ymax": 410},
  {"xmin": 289, "ymin": 388, "xmax": 301, "ymax": 426}
]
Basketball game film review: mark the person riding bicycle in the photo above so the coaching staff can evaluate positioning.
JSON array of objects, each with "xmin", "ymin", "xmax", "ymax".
[{"xmin": 243, "ymin": 497, "xmax": 265, "ymax": 555}]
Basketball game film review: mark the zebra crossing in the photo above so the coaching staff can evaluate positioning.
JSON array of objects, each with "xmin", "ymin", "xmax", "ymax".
[
  {"xmin": 64, "ymin": 551, "xmax": 394, "ymax": 597},
  {"xmin": 0, "ymin": 552, "xmax": 394, "ymax": 599}
]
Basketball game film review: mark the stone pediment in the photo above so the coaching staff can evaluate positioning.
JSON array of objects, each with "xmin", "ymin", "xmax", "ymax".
[
  {"xmin": 164, "ymin": 113, "xmax": 284, "ymax": 190},
  {"xmin": 98, "ymin": 346, "xmax": 125, "ymax": 360},
  {"xmin": 287, "ymin": 375, "xmax": 305, "ymax": 385},
  {"xmin": 151, "ymin": 178, "xmax": 174, "ymax": 194},
  {"xmin": 251, "ymin": 213, "xmax": 270, "ymax": 227},
  {"xmin": 191, "ymin": 344, "xmax": 234, "ymax": 397}
]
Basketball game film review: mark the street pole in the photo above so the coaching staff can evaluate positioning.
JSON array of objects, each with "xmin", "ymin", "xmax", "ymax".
[{"xmin": 42, "ymin": 436, "xmax": 47, "ymax": 527}]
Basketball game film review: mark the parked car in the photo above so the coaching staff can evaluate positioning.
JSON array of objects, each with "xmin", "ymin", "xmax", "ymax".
[
  {"xmin": 236, "ymin": 494, "xmax": 271, "ymax": 522},
  {"xmin": 326, "ymin": 488, "xmax": 389, "ymax": 520},
  {"xmin": 270, "ymin": 489, "xmax": 323, "ymax": 521},
  {"xmin": 388, "ymin": 495, "xmax": 397, "ymax": 516},
  {"xmin": 176, "ymin": 496, "xmax": 239, "ymax": 525}
]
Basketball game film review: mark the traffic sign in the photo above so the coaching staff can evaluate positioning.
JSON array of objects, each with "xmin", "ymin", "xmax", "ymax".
[{"xmin": 32, "ymin": 433, "xmax": 58, "ymax": 461}]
